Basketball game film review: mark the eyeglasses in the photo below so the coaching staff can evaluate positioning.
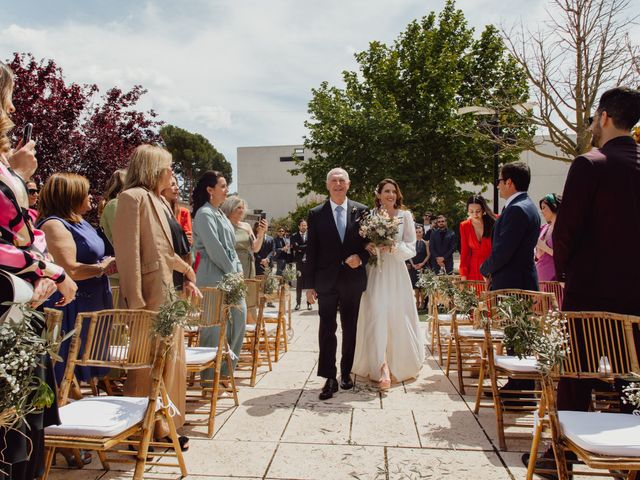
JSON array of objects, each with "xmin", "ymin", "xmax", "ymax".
[
  {"xmin": 28, "ymin": 189, "xmax": 39, "ymax": 195},
  {"xmin": 588, "ymin": 116, "xmax": 594, "ymax": 125},
  {"xmin": 497, "ymin": 178, "xmax": 506, "ymax": 184}
]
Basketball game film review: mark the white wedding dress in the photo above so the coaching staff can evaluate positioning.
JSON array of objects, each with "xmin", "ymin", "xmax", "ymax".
[{"xmin": 352, "ymin": 209, "xmax": 425, "ymax": 383}]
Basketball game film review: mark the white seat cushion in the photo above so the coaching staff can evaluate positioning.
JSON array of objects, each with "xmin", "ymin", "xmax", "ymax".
[
  {"xmin": 559, "ymin": 411, "xmax": 640, "ymax": 457},
  {"xmin": 245, "ymin": 324, "xmax": 257, "ymax": 332},
  {"xmin": 263, "ymin": 312, "xmax": 279, "ymax": 319},
  {"xmin": 494, "ymin": 355, "xmax": 539, "ymax": 372},
  {"xmin": 46, "ymin": 396, "xmax": 155, "ymax": 437},
  {"xmin": 458, "ymin": 326, "xmax": 504, "ymax": 339},
  {"xmin": 109, "ymin": 345, "xmax": 129, "ymax": 361},
  {"xmin": 436, "ymin": 313, "xmax": 469, "ymax": 323},
  {"xmin": 265, "ymin": 324, "xmax": 278, "ymax": 335},
  {"xmin": 185, "ymin": 346, "xmax": 218, "ymax": 365}
]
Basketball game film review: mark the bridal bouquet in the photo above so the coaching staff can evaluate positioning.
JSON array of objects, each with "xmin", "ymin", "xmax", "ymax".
[{"xmin": 358, "ymin": 209, "xmax": 400, "ymax": 266}]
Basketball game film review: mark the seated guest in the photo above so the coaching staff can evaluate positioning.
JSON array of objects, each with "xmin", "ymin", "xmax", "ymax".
[
  {"xmin": 112, "ymin": 145, "xmax": 199, "ymax": 449},
  {"xmin": 39, "ymin": 173, "xmax": 116, "ymax": 384},
  {"xmin": 220, "ymin": 196, "xmax": 268, "ymax": 279},
  {"xmin": 459, "ymin": 195, "xmax": 496, "ymax": 281},
  {"xmin": 429, "ymin": 215, "xmax": 456, "ymax": 274},
  {"xmin": 535, "ymin": 193, "xmax": 562, "ymax": 281},
  {"xmin": 192, "ymin": 171, "xmax": 247, "ymax": 382}
]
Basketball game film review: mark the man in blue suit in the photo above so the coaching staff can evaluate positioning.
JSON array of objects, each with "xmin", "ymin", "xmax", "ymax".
[{"xmin": 480, "ymin": 161, "xmax": 540, "ymax": 291}]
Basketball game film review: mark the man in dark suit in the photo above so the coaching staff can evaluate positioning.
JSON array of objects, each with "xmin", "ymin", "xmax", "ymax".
[
  {"xmin": 524, "ymin": 86, "xmax": 640, "ymax": 477},
  {"xmin": 554, "ymin": 86, "xmax": 640, "ymax": 409},
  {"xmin": 305, "ymin": 167, "xmax": 370, "ymax": 400},
  {"xmin": 428, "ymin": 215, "xmax": 456, "ymax": 274},
  {"xmin": 290, "ymin": 218, "xmax": 310, "ymax": 311},
  {"xmin": 480, "ymin": 161, "xmax": 540, "ymax": 290},
  {"xmin": 254, "ymin": 222, "xmax": 274, "ymax": 276}
]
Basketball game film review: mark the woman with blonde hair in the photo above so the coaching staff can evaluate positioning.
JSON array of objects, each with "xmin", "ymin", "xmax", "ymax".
[
  {"xmin": 112, "ymin": 144, "xmax": 200, "ymax": 449},
  {"xmin": 220, "ymin": 195, "xmax": 268, "ymax": 279},
  {"xmin": 39, "ymin": 173, "xmax": 116, "ymax": 384},
  {"xmin": 0, "ymin": 61, "xmax": 78, "ymax": 479}
]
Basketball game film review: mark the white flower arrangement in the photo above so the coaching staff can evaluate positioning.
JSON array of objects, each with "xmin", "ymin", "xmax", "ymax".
[
  {"xmin": 622, "ymin": 382, "xmax": 640, "ymax": 415},
  {"xmin": 218, "ymin": 272, "xmax": 247, "ymax": 307},
  {"xmin": 359, "ymin": 209, "xmax": 400, "ymax": 266},
  {"xmin": 282, "ymin": 263, "xmax": 298, "ymax": 284}
]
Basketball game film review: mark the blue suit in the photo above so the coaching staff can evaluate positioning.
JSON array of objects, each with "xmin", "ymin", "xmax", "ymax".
[{"xmin": 480, "ymin": 192, "xmax": 540, "ymax": 291}]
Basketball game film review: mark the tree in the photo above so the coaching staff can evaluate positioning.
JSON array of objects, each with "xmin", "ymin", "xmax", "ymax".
[
  {"xmin": 502, "ymin": 0, "xmax": 640, "ymax": 161},
  {"xmin": 160, "ymin": 124, "xmax": 232, "ymax": 201},
  {"xmin": 291, "ymin": 0, "xmax": 532, "ymax": 215},
  {"xmin": 8, "ymin": 53, "xmax": 163, "ymax": 194}
]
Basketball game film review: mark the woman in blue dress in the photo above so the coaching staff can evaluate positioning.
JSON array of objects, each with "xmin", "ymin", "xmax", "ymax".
[
  {"xmin": 39, "ymin": 173, "xmax": 116, "ymax": 384},
  {"xmin": 192, "ymin": 170, "xmax": 246, "ymax": 382}
]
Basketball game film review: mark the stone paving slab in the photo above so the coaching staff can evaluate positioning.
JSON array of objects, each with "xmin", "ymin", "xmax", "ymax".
[{"xmin": 48, "ymin": 308, "xmax": 547, "ymax": 479}]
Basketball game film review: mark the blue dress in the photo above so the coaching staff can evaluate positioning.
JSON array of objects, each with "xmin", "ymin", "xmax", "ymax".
[{"xmin": 41, "ymin": 217, "xmax": 113, "ymax": 384}]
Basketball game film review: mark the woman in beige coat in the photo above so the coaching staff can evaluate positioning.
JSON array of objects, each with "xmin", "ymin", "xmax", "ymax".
[{"xmin": 112, "ymin": 144, "xmax": 200, "ymax": 447}]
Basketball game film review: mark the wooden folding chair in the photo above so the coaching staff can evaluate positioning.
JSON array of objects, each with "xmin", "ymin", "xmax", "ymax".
[
  {"xmin": 527, "ymin": 311, "xmax": 640, "ymax": 479},
  {"xmin": 474, "ymin": 289, "xmax": 557, "ymax": 450},
  {"xmin": 239, "ymin": 278, "xmax": 272, "ymax": 386},
  {"xmin": 446, "ymin": 280, "xmax": 490, "ymax": 394},
  {"xmin": 184, "ymin": 287, "xmax": 239, "ymax": 438},
  {"xmin": 263, "ymin": 278, "xmax": 288, "ymax": 362},
  {"xmin": 539, "ymin": 280, "xmax": 564, "ymax": 309},
  {"xmin": 428, "ymin": 274, "xmax": 461, "ymax": 364},
  {"xmin": 42, "ymin": 309, "xmax": 187, "ymax": 480}
]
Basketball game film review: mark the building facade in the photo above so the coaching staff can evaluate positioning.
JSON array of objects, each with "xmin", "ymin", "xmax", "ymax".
[{"xmin": 237, "ymin": 138, "xmax": 572, "ymax": 220}]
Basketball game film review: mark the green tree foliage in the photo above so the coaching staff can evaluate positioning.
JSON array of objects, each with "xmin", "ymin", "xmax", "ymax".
[
  {"xmin": 292, "ymin": 0, "xmax": 532, "ymax": 217},
  {"xmin": 160, "ymin": 124, "xmax": 232, "ymax": 200}
]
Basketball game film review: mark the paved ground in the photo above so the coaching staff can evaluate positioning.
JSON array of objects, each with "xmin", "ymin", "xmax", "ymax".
[{"xmin": 49, "ymin": 305, "xmax": 539, "ymax": 480}]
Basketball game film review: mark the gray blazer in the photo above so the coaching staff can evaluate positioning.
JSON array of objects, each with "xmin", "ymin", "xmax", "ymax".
[{"xmin": 193, "ymin": 202, "xmax": 242, "ymax": 286}]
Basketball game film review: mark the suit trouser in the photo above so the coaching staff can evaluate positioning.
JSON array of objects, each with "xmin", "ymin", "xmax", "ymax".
[
  {"xmin": 317, "ymin": 274, "xmax": 363, "ymax": 380},
  {"xmin": 296, "ymin": 261, "xmax": 305, "ymax": 305}
]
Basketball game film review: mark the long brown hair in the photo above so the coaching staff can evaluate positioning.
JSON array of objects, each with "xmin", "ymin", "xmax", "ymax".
[
  {"xmin": 0, "ymin": 62, "xmax": 15, "ymax": 156},
  {"xmin": 374, "ymin": 178, "xmax": 405, "ymax": 209},
  {"xmin": 466, "ymin": 195, "xmax": 496, "ymax": 238}
]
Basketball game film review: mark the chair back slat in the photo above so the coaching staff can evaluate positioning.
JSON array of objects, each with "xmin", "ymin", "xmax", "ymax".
[
  {"xmin": 560, "ymin": 312, "xmax": 640, "ymax": 378},
  {"xmin": 245, "ymin": 278, "xmax": 261, "ymax": 309},
  {"xmin": 187, "ymin": 287, "xmax": 226, "ymax": 327},
  {"xmin": 110, "ymin": 285, "xmax": 120, "ymax": 308},
  {"xmin": 77, "ymin": 309, "xmax": 157, "ymax": 368},
  {"xmin": 538, "ymin": 281, "xmax": 564, "ymax": 308},
  {"xmin": 480, "ymin": 289, "xmax": 557, "ymax": 329}
]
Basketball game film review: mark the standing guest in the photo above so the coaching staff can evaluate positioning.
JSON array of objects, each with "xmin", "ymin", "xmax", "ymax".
[
  {"xmin": 113, "ymin": 145, "xmax": 199, "ymax": 449},
  {"xmin": 429, "ymin": 215, "xmax": 456, "ymax": 274},
  {"xmin": 459, "ymin": 195, "xmax": 496, "ymax": 281},
  {"xmin": 526, "ymin": 87, "xmax": 640, "ymax": 474},
  {"xmin": 192, "ymin": 171, "xmax": 247, "ymax": 380},
  {"xmin": 161, "ymin": 175, "xmax": 193, "ymax": 246},
  {"xmin": 290, "ymin": 219, "xmax": 310, "ymax": 310},
  {"xmin": 254, "ymin": 221, "xmax": 275, "ymax": 275},
  {"xmin": 26, "ymin": 178, "xmax": 39, "ymax": 222},
  {"xmin": 273, "ymin": 226, "xmax": 290, "ymax": 275},
  {"xmin": 407, "ymin": 224, "xmax": 429, "ymax": 309},
  {"xmin": 422, "ymin": 212, "xmax": 433, "ymax": 235},
  {"xmin": 98, "ymin": 168, "xmax": 126, "ymax": 286},
  {"xmin": 220, "ymin": 196, "xmax": 268, "ymax": 279},
  {"xmin": 480, "ymin": 162, "xmax": 540, "ymax": 291},
  {"xmin": 161, "ymin": 175, "xmax": 192, "ymax": 290},
  {"xmin": 535, "ymin": 193, "xmax": 562, "ymax": 282},
  {"xmin": 0, "ymin": 60, "xmax": 78, "ymax": 480},
  {"xmin": 305, "ymin": 167, "xmax": 370, "ymax": 400},
  {"xmin": 38, "ymin": 173, "xmax": 116, "ymax": 384}
]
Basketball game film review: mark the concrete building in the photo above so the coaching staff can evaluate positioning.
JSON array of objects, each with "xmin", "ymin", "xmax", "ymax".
[{"xmin": 237, "ymin": 137, "xmax": 572, "ymax": 220}]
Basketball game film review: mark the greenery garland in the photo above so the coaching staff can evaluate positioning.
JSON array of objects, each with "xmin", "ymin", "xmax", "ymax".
[{"xmin": 153, "ymin": 289, "xmax": 198, "ymax": 339}]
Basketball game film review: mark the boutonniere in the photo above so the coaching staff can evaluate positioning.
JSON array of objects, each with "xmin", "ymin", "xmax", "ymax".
[{"xmin": 351, "ymin": 205, "xmax": 358, "ymax": 215}]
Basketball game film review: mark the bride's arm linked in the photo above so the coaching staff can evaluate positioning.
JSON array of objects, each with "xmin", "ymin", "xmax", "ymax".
[{"xmin": 393, "ymin": 210, "xmax": 417, "ymax": 261}]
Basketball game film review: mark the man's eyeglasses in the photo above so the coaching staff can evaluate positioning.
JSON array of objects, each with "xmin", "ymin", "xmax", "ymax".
[
  {"xmin": 28, "ymin": 189, "xmax": 39, "ymax": 195},
  {"xmin": 497, "ymin": 178, "xmax": 506, "ymax": 184}
]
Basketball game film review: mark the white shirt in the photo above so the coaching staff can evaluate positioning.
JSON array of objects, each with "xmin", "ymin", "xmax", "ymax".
[
  {"xmin": 504, "ymin": 191, "xmax": 525, "ymax": 210},
  {"xmin": 329, "ymin": 198, "xmax": 349, "ymax": 229}
]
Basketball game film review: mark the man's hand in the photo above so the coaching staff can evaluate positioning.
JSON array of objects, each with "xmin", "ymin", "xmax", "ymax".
[
  {"xmin": 436, "ymin": 257, "xmax": 445, "ymax": 267},
  {"xmin": 345, "ymin": 254, "xmax": 362, "ymax": 269},
  {"xmin": 306, "ymin": 288, "xmax": 318, "ymax": 305}
]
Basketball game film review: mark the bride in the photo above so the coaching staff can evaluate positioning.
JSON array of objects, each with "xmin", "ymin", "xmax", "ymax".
[{"xmin": 352, "ymin": 178, "xmax": 425, "ymax": 389}]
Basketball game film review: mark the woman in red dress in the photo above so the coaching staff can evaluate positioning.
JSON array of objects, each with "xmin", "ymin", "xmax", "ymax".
[{"xmin": 459, "ymin": 195, "xmax": 496, "ymax": 281}]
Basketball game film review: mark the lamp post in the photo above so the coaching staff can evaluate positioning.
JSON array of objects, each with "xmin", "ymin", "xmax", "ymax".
[{"xmin": 457, "ymin": 103, "xmax": 535, "ymax": 214}]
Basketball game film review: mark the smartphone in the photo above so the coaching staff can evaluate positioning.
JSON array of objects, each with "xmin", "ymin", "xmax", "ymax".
[
  {"xmin": 22, "ymin": 123, "xmax": 33, "ymax": 145},
  {"xmin": 260, "ymin": 212, "xmax": 267, "ymax": 221}
]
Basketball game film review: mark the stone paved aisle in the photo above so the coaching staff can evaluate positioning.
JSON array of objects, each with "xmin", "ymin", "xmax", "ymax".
[{"xmin": 49, "ymin": 307, "xmax": 537, "ymax": 480}]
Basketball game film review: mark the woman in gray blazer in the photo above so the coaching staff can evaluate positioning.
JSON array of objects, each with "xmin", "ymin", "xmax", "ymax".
[{"xmin": 192, "ymin": 170, "xmax": 246, "ymax": 380}]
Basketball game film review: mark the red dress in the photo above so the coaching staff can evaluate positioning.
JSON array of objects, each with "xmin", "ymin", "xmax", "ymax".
[{"xmin": 458, "ymin": 219, "xmax": 492, "ymax": 281}]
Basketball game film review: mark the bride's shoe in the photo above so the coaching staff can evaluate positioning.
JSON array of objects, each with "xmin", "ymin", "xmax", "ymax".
[{"xmin": 379, "ymin": 364, "xmax": 391, "ymax": 390}]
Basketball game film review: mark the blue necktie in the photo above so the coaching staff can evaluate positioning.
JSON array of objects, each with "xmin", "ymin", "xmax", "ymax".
[{"xmin": 335, "ymin": 205, "xmax": 346, "ymax": 242}]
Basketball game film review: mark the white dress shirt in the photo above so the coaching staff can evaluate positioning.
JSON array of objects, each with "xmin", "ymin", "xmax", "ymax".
[{"xmin": 503, "ymin": 191, "xmax": 525, "ymax": 210}]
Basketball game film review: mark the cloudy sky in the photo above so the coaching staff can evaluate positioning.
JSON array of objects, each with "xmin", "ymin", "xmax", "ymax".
[{"xmin": 0, "ymin": 0, "xmax": 628, "ymax": 188}]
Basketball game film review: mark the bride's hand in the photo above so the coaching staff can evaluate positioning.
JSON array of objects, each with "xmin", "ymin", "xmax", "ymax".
[{"xmin": 365, "ymin": 243, "xmax": 377, "ymax": 255}]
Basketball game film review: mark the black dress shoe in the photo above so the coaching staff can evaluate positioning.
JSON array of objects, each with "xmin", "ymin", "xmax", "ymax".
[
  {"xmin": 340, "ymin": 376, "xmax": 354, "ymax": 390},
  {"xmin": 319, "ymin": 378, "xmax": 339, "ymax": 400},
  {"xmin": 294, "ymin": 304, "xmax": 300, "ymax": 311}
]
